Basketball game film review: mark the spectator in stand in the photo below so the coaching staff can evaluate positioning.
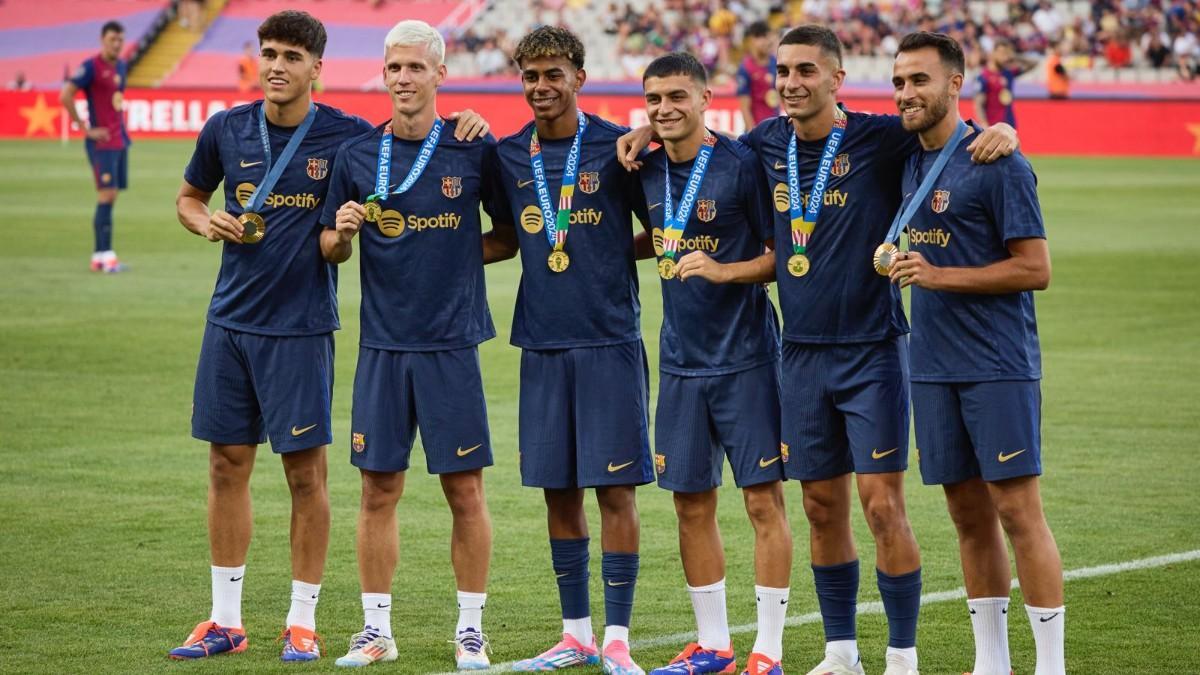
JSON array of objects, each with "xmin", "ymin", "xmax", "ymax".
[
  {"xmin": 1145, "ymin": 32, "xmax": 1172, "ymax": 67},
  {"xmin": 1032, "ymin": 0, "xmax": 1065, "ymax": 41},
  {"xmin": 975, "ymin": 40, "xmax": 1037, "ymax": 128},
  {"xmin": 1104, "ymin": 32, "xmax": 1134, "ymax": 68},
  {"xmin": 1046, "ymin": 41, "xmax": 1070, "ymax": 98},
  {"xmin": 237, "ymin": 41, "xmax": 256, "ymax": 92},
  {"xmin": 7, "ymin": 70, "xmax": 32, "ymax": 91},
  {"xmin": 475, "ymin": 38, "xmax": 509, "ymax": 76},
  {"xmin": 736, "ymin": 20, "xmax": 779, "ymax": 129},
  {"xmin": 1174, "ymin": 27, "xmax": 1198, "ymax": 79}
]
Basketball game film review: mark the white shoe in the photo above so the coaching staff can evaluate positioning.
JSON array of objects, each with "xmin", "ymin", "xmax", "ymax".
[
  {"xmin": 882, "ymin": 652, "xmax": 919, "ymax": 675},
  {"xmin": 454, "ymin": 628, "xmax": 491, "ymax": 670},
  {"xmin": 335, "ymin": 628, "xmax": 397, "ymax": 667},
  {"xmin": 805, "ymin": 653, "xmax": 866, "ymax": 675}
]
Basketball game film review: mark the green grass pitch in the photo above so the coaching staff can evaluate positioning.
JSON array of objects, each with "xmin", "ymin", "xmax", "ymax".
[{"xmin": 0, "ymin": 140, "xmax": 1198, "ymax": 674}]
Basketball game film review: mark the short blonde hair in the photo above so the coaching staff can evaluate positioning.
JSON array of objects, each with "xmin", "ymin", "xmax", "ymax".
[{"xmin": 384, "ymin": 20, "xmax": 445, "ymax": 65}]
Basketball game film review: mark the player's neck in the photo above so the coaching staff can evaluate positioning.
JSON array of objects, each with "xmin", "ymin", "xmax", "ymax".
[
  {"xmin": 919, "ymin": 107, "xmax": 964, "ymax": 151},
  {"xmin": 791, "ymin": 102, "xmax": 837, "ymax": 141},
  {"xmin": 663, "ymin": 127, "xmax": 706, "ymax": 163},
  {"xmin": 391, "ymin": 106, "xmax": 438, "ymax": 140},
  {"xmin": 100, "ymin": 53, "xmax": 118, "ymax": 65},
  {"xmin": 264, "ymin": 94, "xmax": 313, "ymax": 127},
  {"xmin": 535, "ymin": 104, "xmax": 580, "ymax": 140}
]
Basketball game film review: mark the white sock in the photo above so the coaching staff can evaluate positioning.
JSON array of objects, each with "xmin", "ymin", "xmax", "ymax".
[
  {"xmin": 968, "ymin": 597, "xmax": 1011, "ymax": 675},
  {"xmin": 687, "ymin": 579, "xmax": 731, "ymax": 651},
  {"xmin": 602, "ymin": 625, "xmax": 628, "ymax": 650},
  {"xmin": 101, "ymin": 250, "xmax": 117, "ymax": 263},
  {"xmin": 363, "ymin": 593, "xmax": 393, "ymax": 638},
  {"xmin": 457, "ymin": 590, "xmax": 486, "ymax": 633},
  {"xmin": 563, "ymin": 617, "xmax": 594, "ymax": 645},
  {"xmin": 751, "ymin": 585, "xmax": 789, "ymax": 661},
  {"xmin": 286, "ymin": 580, "xmax": 320, "ymax": 630},
  {"xmin": 826, "ymin": 639, "xmax": 859, "ymax": 666},
  {"xmin": 91, "ymin": 252, "xmax": 103, "ymax": 263},
  {"xmin": 1026, "ymin": 605, "xmax": 1065, "ymax": 675},
  {"xmin": 886, "ymin": 646, "xmax": 918, "ymax": 669},
  {"xmin": 210, "ymin": 565, "xmax": 245, "ymax": 628}
]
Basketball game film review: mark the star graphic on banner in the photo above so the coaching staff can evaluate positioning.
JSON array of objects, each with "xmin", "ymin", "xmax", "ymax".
[
  {"xmin": 19, "ymin": 94, "xmax": 59, "ymax": 137},
  {"xmin": 1187, "ymin": 123, "xmax": 1200, "ymax": 154}
]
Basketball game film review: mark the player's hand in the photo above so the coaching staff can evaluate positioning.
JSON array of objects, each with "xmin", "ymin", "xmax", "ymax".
[
  {"xmin": 86, "ymin": 127, "xmax": 110, "ymax": 142},
  {"xmin": 968, "ymin": 123, "xmax": 1018, "ymax": 164},
  {"xmin": 888, "ymin": 251, "xmax": 942, "ymax": 289},
  {"xmin": 675, "ymin": 251, "xmax": 729, "ymax": 284},
  {"xmin": 206, "ymin": 210, "xmax": 244, "ymax": 244},
  {"xmin": 335, "ymin": 201, "xmax": 366, "ymax": 242},
  {"xmin": 447, "ymin": 109, "xmax": 490, "ymax": 141},
  {"xmin": 616, "ymin": 125, "xmax": 654, "ymax": 171}
]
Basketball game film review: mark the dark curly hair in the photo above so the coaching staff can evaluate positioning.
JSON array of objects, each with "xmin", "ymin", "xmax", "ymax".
[
  {"xmin": 513, "ymin": 26, "xmax": 585, "ymax": 70},
  {"xmin": 257, "ymin": 10, "xmax": 327, "ymax": 58},
  {"xmin": 897, "ymin": 31, "xmax": 965, "ymax": 75}
]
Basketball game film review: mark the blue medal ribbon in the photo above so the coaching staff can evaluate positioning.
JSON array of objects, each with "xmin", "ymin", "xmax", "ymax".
[
  {"xmin": 368, "ymin": 117, "xmax": 444, "ymax": 201},
  {"xmin": 787, "ymin": 106, "xmax": 847, "ymax": 254},
  {"xmin": 244, "ymin": 102, "xmax": 317, "ymax": 213},
  {"xmin": 529, "ymin": 111, "xmax": 587, "ymax": 249},
  {"xmin": 882, "ymin": 120, "xmax": 969, "ymax": 245},
  {"xmin": 661, "ymin": 133, "xmax": 717, "ymax": 259}
]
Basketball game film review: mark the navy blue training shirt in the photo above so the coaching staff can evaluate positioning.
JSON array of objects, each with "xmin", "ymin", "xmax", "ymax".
[
  {"xmin": 321, "ymin": 119, "xmax": 500, "ymax": 351},
  {"xmin": 637, "ymin": 135, "xmax": 780, "ymax": 376},
  {"xmin": 903, "ymin": 124, "xmax": 1046, "ymax": 382},
  {"xmin": 184, "ymin": 101, "xmax": 374, "ymax": 336}
]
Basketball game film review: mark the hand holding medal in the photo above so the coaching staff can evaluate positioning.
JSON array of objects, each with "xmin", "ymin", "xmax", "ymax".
[
  {"xmin": 658, "ymin": 133, "xmax": 717, "ymax": 280},
  {"xmin": 362, "ymin": 118, "xmax": 445, "ymax": 228},
  {"xmin": 238, "ymin": 103, "xmax": 318, "ymax": 244}
]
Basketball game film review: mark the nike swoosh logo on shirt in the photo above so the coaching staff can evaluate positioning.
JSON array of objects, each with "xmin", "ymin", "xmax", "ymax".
[{"xmin": 240, "ymin": 160, "xmax": 263, "ymax": 168}]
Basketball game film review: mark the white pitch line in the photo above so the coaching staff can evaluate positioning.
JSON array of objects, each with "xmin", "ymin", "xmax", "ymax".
[{"xmin": 437, "ymin": 549, "xmax": 1200, "ymax": 674}]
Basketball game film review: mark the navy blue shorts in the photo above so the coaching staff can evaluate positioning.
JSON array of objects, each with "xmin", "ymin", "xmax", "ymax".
[
  {"xmin": 85, "ymin": 141, "xmax": 127, "ymax": 190},
  {"xmin": 518, "ymin": 341, "xmax": 653, "ymax": 489},
  {"xmin": 192, "ymin": 322, "xmax": 334, "ymax": 453},
  {"xmin": 350, "ymin": 346, "xmax": 493, "ymax": 474},
  {"xmin": 780, "ymin": 337, "xmax": 910, "ymax": 481},
  {"xmin": 912, "ymin": 380, "xmax": 1042, "ymax": 485},
  {"xmin": 654, "ymin": 363, "xmax": 784, "ymax": 492}
]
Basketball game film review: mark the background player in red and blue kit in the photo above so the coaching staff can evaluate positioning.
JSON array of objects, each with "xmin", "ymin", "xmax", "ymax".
[
  {"xmin": 736, "ymin": 21, "xmax": 779, "ymax": 130},
  {"xmin": 487, "ymin": 26, "xmax": 653, "ymax": 675},
  {"xmin": 634, "ymin": 52, "xmax": 792, "ymax": 675},
  {"xmin": 737, "ymin": 26, "xmax": 1018, "ymax": 675},
  {"xmin": 973, "ymin": 40, "xmax": 1037, "ymax": 128},
  {"xmin": 890, "ymin": 32, "xmax": 1064, "ymax": 675},
  {"xmin": 59, "ymin": 20, "xmax": 129, "ymax": 273},
  {"xmin": 319, "ymin": 19, "xmax": 501, "ymax": 670},
  {"xmin": 170, "ymin": 10, "xmax": 375, "ymax": 662}
]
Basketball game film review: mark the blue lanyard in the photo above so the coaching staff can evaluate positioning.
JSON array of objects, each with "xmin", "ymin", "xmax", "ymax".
[
  {"xmin": 370, "ymin": 118, "xmax": 444, "ymax": 201},
  {"xmin": 529, "ymin": 111, "xmax": 587, "ymax": 249},
  {"xmin": 786, "ymin": 106, "xmax": 846, "ymax": 254},
  {"xmin": 661, "ymin": 133, "xmax": 716, "ymax": 259},
  {"xmin": 245, "ymin": 102, "xmax": 317, "ymax": 212},
  {"xmin": 883, "ymin": 120, "xmax": 968, "ymax": 244}
]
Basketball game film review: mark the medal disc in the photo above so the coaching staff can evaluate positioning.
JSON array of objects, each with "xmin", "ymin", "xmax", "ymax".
[
  {"xmin": 547, "ymin": 250, "xmax": 570, "ymax": 273},
  {"xmin": 657, "ymin": 257, "xmax": 677, "ymax": 280},
  {"xmin": 364, "ymin": 201, "xmax": 382, "ymax": 223},
  {"xmin": 239, "ymin": 212, "xmax": 266, "ymax": 244},
  {"xmin": 786, "ymin": 253, "xmax": 810, "ymax": 277},
  {"xmin": 873, "ymin": 242, "xmax": 899, "ymax": 276}
]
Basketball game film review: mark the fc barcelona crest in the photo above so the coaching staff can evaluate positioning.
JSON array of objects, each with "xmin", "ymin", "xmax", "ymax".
[
  {"xmin": 831, "ymin": 153, "xmax": 850, "ymax": 177},
  {"xmin": 780, "ymin": 442, "xmax": 789, "ymax": 463},
  {"xmin": 306, "ymin": 157, "xmax": 328, "ymax": 181},
  {"xmin": 654, "ymin": 453, "xmax": 666, "ymax": 475},
  {"xmin": 578, "ymin": 171, "xmax": 600, "ymax": 194},
  {"xmin": 442, "ymin": 176, "xmax": 463, "ymax": 199},
  {"xmin": 931, "ymin": 189, "xmax": 951, "ymax": 214},
  {"xmin": 696, "ymin": 199, "xmax": 717, "ymax": 223},
  {"xmin": 352, "ymin": 432, "xmax": 366, "ymax": 453}
]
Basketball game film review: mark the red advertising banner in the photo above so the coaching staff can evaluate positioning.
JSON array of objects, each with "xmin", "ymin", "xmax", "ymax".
[{"xmin": 4, "ymin": 88, "xmax": 1199, "ymax": 156}]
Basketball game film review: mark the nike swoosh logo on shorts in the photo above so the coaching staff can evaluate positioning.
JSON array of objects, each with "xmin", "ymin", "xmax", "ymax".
[
  {"xmin": 457, "ymin": 444, "xmax": 483, "ymax": 457},
  {"xmin": 871, "ymin": 447, "xmax": 898, "ymax": 459},
  {"xmin": 607, "ymin": 460, "xmax": 634, "ymax": 473},
  {"xmin": 759, "ymin": 455, "xmax": 781, "ymax": 468},
  {"xmin": 998, "ymin": 448, "xmax": 1027, "ymax": 463},
  {"xmin": 291, "ymin": 424, "xmax": 318, "ymax": 437}
]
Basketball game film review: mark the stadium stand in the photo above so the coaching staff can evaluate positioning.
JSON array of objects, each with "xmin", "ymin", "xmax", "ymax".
[
  {"xmin": 0, "ymin": 0, "xmax": 165, "ymax": 88},
  {"xmin": 164, "ymin": 0, "xmax": 486, "ymax": 88}
]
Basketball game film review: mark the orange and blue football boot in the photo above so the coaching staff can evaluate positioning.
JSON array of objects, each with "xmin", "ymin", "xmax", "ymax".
[
  {"xmin": 742, "ymin": 652, "xmax": 783, "ymax": 675},
  {"xmin": 280, "ymin": 625, "xmax": 322, "ymax": 662},
  {"xmin": 651, "ymin": 642, "xmax": 737, "ymax": 675},
  {"xmin": 168, "ymin": 620, "xmax": 247, "ymax": 659}
]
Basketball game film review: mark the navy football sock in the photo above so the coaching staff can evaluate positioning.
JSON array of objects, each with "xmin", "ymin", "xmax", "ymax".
[
  {"xmin": 550, "ymin": 538, "xmax": 590, "ymax": 620},
  {"xmin": 878, "ymin": 567, "xmax": 922, "ymax": 648},
  {"xmin": 812, "ymin": 559, "xmax": 860, "ymax": 641},
  {"xmin": 601, "ymin": 551, "xmax": 638, "ymax": 628}
]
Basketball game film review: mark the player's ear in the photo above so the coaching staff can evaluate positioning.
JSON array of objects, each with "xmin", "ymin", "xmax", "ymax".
[
  {"xmin": 949, "ymin": 71, "xmax": 963, "ymax": 97},
  {"xmin": 574, "ymin": 67, "xmax": 587, "ymax": 91},
  {"xmin": 700, "ymin": 86, "xmax": 713, "ymax": 112},
  {"xmin": 830, "ymin": 66, "xmax": 846, "ymax": 94},
  {"xmin": 311, "ymin": 56, "xmax": 323, "ymax": 81},
  {"xmin": 436, "ymin": 62, "xmax": 447, "ymax": 87}
]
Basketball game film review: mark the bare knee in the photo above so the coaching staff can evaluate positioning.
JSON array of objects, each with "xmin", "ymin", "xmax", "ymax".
[
  {"xmin": 673, "ymin": 491, "xmax": 717, "ymax": 527},
  {"xmin": 441, "ymin": 471, "xmax": 487, "ymax": 518},
  {"xmin": 743, "ymin": 483, "xmax": 787, "ymax": 528},
  {"xmin": 861, "ymin": 490, "xmax": 906, "ymax": 536},
  {"xmin": 283, "ymin": 449, "xmax": 327, "ymax": 499},
  {"xmin": 596, "ymin": 485, "xmax": 638, "ymax": 519},
  {"xmin": 209, "ymin": 445, "xmax": 254, "ymax": 489},
  {"xmin": 802, "ymin": 486, "xmax": 846, "ymax": 531},
  {"xmin": 361, "ymin": 471, "xmax": 404, "ymax": 513}
]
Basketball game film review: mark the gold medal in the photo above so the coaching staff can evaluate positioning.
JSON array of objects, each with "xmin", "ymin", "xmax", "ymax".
[
  {"xmin": 547, "ymin": 250, "xmax": 570, "ymax": 273},
  {"xmin": 786, "ymin": 253, "xmax": 810, "ymax": 277},
  {"xmin": 364, "ymin": 201, "xmax": 382, "ymax": 223},
  {"xmin": 873, "ymin": 242, "xmax": 899, "ymax": 275},
  {"xmin": 657, "ymin": 257, "xmax": 677, "ymax": 280},
  {"xmin": 239, "ymin": 212, "xmax": 265, "ymax": 244}
]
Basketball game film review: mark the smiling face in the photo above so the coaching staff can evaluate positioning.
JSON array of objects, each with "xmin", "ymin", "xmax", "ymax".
[
  {"xmin": 644, "ymin": 73, "xmax": 710, "ymax": 144},
  {"xmin": 892, "ymin": 46, "xmax": 961, "ymax": 133},
  {"xmin": 383, "ymin": 42, "xmax": 445, "ymax": 117},
  {"xmin": 520, "ymin": 55, "xmax": 585, "ymax": 123},
  {"xmin": 258, "ymin": 39, "xmax": 322, "ymax": 107},
  {"xmin": 775, "ymin": 43, "xmax": 844, "ymax": 123}
]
